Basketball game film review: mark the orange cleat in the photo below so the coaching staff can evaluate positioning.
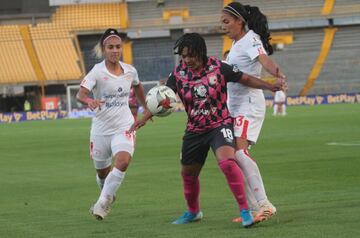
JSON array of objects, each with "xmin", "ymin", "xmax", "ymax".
[{"xmin": 232, "ymin": 211, "xmax": 257, "ymax": 223}]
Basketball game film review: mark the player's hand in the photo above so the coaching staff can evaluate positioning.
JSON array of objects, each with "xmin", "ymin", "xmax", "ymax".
[
  {"xmin": 271, "ymin": 77, "xmax": 288, "ymax": 92},
  {"xmin": 128, "ymin": 110, "xmax": 153, "ymax": 133},
  {"xmin": 271, "ymin": 68, "xmax": 287, "ymax": 92},
  {"xmin": 129, "ymin": 119, "xmax": 147, "ymax": 133},
  {"xmin": 87, "ymin": 99, "xmax": 105, "ymax": 111},
  {"xmin": 142, "ymin": 108, "xmax": 153, "ymax": 122}
]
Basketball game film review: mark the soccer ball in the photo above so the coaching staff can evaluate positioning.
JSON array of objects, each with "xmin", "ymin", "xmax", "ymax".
[{"xmin": 146, "ymin": 85, "xmax": 177, "ymax": 117}]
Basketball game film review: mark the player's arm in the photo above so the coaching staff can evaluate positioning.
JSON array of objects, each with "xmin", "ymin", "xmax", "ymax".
[
  {"xmin": 133, "ymin": 82, "xmax": 147, "ymax": 110},
  {"xmin": 221, "ymin": 62, "xmax": 283, "ymax": 92},
  {"xmin": 129, "ymin": 73, "xmax": 176, "ymax": 132},
  {"xmin": 258, "ymin": 54, "xmax": 286, "ymax": 79},
  {"xmin": 76, "ymin": 86, "xmax": 104, "ymax": 111}
]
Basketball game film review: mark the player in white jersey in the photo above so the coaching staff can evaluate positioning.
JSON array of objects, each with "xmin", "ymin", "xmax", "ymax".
[
  {"xmin": 221, "ymin": 2, "xmax": 286, "ymax": 223},
  {"xmin": 273, "ymin": 90, "xmax": 287, "ymax": 116},
  {"xmin": 76, "ymin": 28, "xmax": 147, "ymax": 220}
]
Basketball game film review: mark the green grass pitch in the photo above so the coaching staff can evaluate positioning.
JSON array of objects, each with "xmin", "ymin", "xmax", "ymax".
[{"xmin": 0, "ymin": 103, "xmax": 359, "ymax": 238}]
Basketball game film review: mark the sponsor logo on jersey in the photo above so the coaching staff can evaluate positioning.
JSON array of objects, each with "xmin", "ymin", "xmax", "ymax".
[{"xmin": 252, "ymin": 37, "xmax": 261, "ymax": 47}]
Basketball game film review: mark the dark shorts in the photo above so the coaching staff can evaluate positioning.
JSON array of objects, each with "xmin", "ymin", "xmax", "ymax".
[{"xmin": 181, "ymin": 124, "xmax": 235, "ymax": 165}]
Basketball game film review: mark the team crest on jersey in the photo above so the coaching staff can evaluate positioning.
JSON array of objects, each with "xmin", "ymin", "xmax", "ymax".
[
  {"xmin": 118, "ymin": 87, "xmax": 123, "ymax": 92},
  {"xmin": 207, "ymin": 73, "xmax": 217, "ymax": 85},
  {"xmin": 193, "ymin": 84, "xmax": 208, "ymax": 98},
  {"xmin": 232, "ymin": 64, "xmax": 240, "ymax": 73},
  {"xmin": 179, "ymin": 71, "xmax": 186, "ymax": 78}
]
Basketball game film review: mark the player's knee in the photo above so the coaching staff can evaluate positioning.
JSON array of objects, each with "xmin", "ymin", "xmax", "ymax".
[
  {"xmin": 235, "ymin": 149, "xmax": 256, "ymax": 167},
  {"xmin": 115, "ymin": 159, "xmax": 131, "ymax": 171},
  {"xmin": 218, "ymin": 158, "xmax": 237, "ymax": 173},
  {"xmin": 235, "ymin": 149, "xmax": 247, "ymax": 161},
  {"xmin": 96, "ymin": 166, "xmax": 111, "ymax": 179}
]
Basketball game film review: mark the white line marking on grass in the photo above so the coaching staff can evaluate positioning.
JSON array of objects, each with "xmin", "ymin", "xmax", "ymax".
[{"xmin": 327, "ymin": 141, "xmax": 360, "ymax": 146}]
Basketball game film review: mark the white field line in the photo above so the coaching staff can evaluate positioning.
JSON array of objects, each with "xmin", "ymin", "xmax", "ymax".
[{"xmin": 327, "ymin": 141, "xmax": 360, "ymax": 146}]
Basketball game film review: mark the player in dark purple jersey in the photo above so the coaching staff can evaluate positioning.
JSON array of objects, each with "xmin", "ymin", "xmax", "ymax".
[{"xmin": 130, "ymin": 33, "xmax": 284, "ymax": 228}]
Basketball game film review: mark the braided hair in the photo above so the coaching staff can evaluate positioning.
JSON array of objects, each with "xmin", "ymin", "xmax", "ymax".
[
  {"xmin": 173, "ymin": 33, "xmax": 208, "ymax": 65},
  {"xmin": 223, "ymin": 2, "xmax": 273, "ymax": 55}
]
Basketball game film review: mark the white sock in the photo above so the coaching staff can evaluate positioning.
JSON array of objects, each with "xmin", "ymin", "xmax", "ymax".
[
  {"xmin": 273, "ymin": 105, "xmax": 278, "ymax": 115},
  {"xmin": 98, "ymin": 167, "xmax": 125, "ymax": 202},
  {"xmin": 281, "ymin": 104, "xmax": 286, "ymax": 115},
  {"xmin": 244, "ymin": 177, "xmax": 259, "ymax": 212},
  {"xmin": 235, "ymin": 150, "xmax": 267, "ymax": 203},
  {"xmin": 96, "ymin": 174, "xmax": 105, "ymax": 190}
]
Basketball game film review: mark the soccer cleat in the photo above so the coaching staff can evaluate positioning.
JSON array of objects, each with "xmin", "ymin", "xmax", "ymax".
[
  {"xmin": 232, "ymin": 210, "xmax": 257, "ymax": 223},
  {"xmin": 90, "ymin": 196, "xmax": 114, "ymax": 220},
  {"xmin": 240, "ymin": 209, "xmax": 254, "ymax": 228},
  {"xmin": 89, "ymin": 196, "xmax": 116, "ymax": 215},
  {"xmin": 172, "ymin": 211, "xmax": 203, "ymax": 224},
  {"xmin": 254, "ymin": 200, "xmax": 277, "ymax": 222}
]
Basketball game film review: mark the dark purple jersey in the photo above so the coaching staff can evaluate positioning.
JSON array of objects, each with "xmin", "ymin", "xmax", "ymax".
[{"xmin": 167, "ymin": 57, "xmax": 243, "ymax": 133}]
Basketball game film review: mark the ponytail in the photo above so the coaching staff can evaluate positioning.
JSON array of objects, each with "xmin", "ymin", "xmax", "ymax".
[
  {"xmin": 244, "ymin": 5, "xmax": 273, "ymax": 55},
  {"xmin": 223, "ymin": 2, "xmax": 273, "ymax": 55}
]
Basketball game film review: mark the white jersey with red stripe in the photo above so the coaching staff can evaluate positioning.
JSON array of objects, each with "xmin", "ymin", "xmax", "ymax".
[
  {"xmin": 80, "ymin": 60, "xmax": 140, "ymax": 135},
  {"xmin": 225, "ymin": 30, "xmax": 267, "ymax": 143},
  {"xmin": 226, "ymin": 30, "xmax": 266, "ymax": 118}
]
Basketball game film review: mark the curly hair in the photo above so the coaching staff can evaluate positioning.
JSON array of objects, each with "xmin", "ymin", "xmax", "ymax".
[{"xmin": 173, "ymin": 33, "xmax": 208, "ymax": 65}]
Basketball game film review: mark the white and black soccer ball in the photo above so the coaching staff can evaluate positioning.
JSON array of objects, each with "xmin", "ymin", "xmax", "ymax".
[{"xmin": 146, "ymin": 85, "xmax": 177, "ymax": 117}]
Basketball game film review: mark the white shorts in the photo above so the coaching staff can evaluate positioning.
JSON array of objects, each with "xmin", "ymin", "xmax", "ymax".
[
  {"xmin": 233, "ymin": 114, "xmax": 264, "ymax": 144},
  {"xmin": 90, "ymin": 131, "xmax": 136, "ymax": 169},
  {"xmin": 274, "ymin": 91, "xmax": 286, "ymax": 103}
]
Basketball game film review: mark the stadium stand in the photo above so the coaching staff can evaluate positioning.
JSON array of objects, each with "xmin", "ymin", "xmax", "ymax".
[
  {"xmin": 0, "ymin": 0, "xmax": 360, "ymax": 111},
  {"xmin": 299, "ymin": 27, "xmax": 337, "ymax": 96},
  {"xmin": 313, "ymin": 26, "xmax": 360, "ymax": 94},
  {"xmin": 233, "ymin": 0, "xmax": 325, "ymax": 21},
  {"xmin": 0, "ymin": 25, "xmax": 37, "ymax": 84},
  {"xmin": 262, "ymin": 28, "xmax": 325, "ymax": 96},
  {"xmin": 52, "ymin": 2, "xmax": 128, "ymax": 31},
  {"xmin": 128, "ymin": 0, "xmax": 223, "ymax": 29},
  {"xmin": 204, "ymin": 35, "xmax": 223, "ymax": 59},
  {"xmin": 132, "ymin": 37, "xmax": 174, "ymax": 82},
  {"xmin": 29, "ymin": 23, "xmax": 83, "ymax": 82},
  {"xmin": 332, "ymin": 0, "xmax": 360, "ymax": 17}
]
